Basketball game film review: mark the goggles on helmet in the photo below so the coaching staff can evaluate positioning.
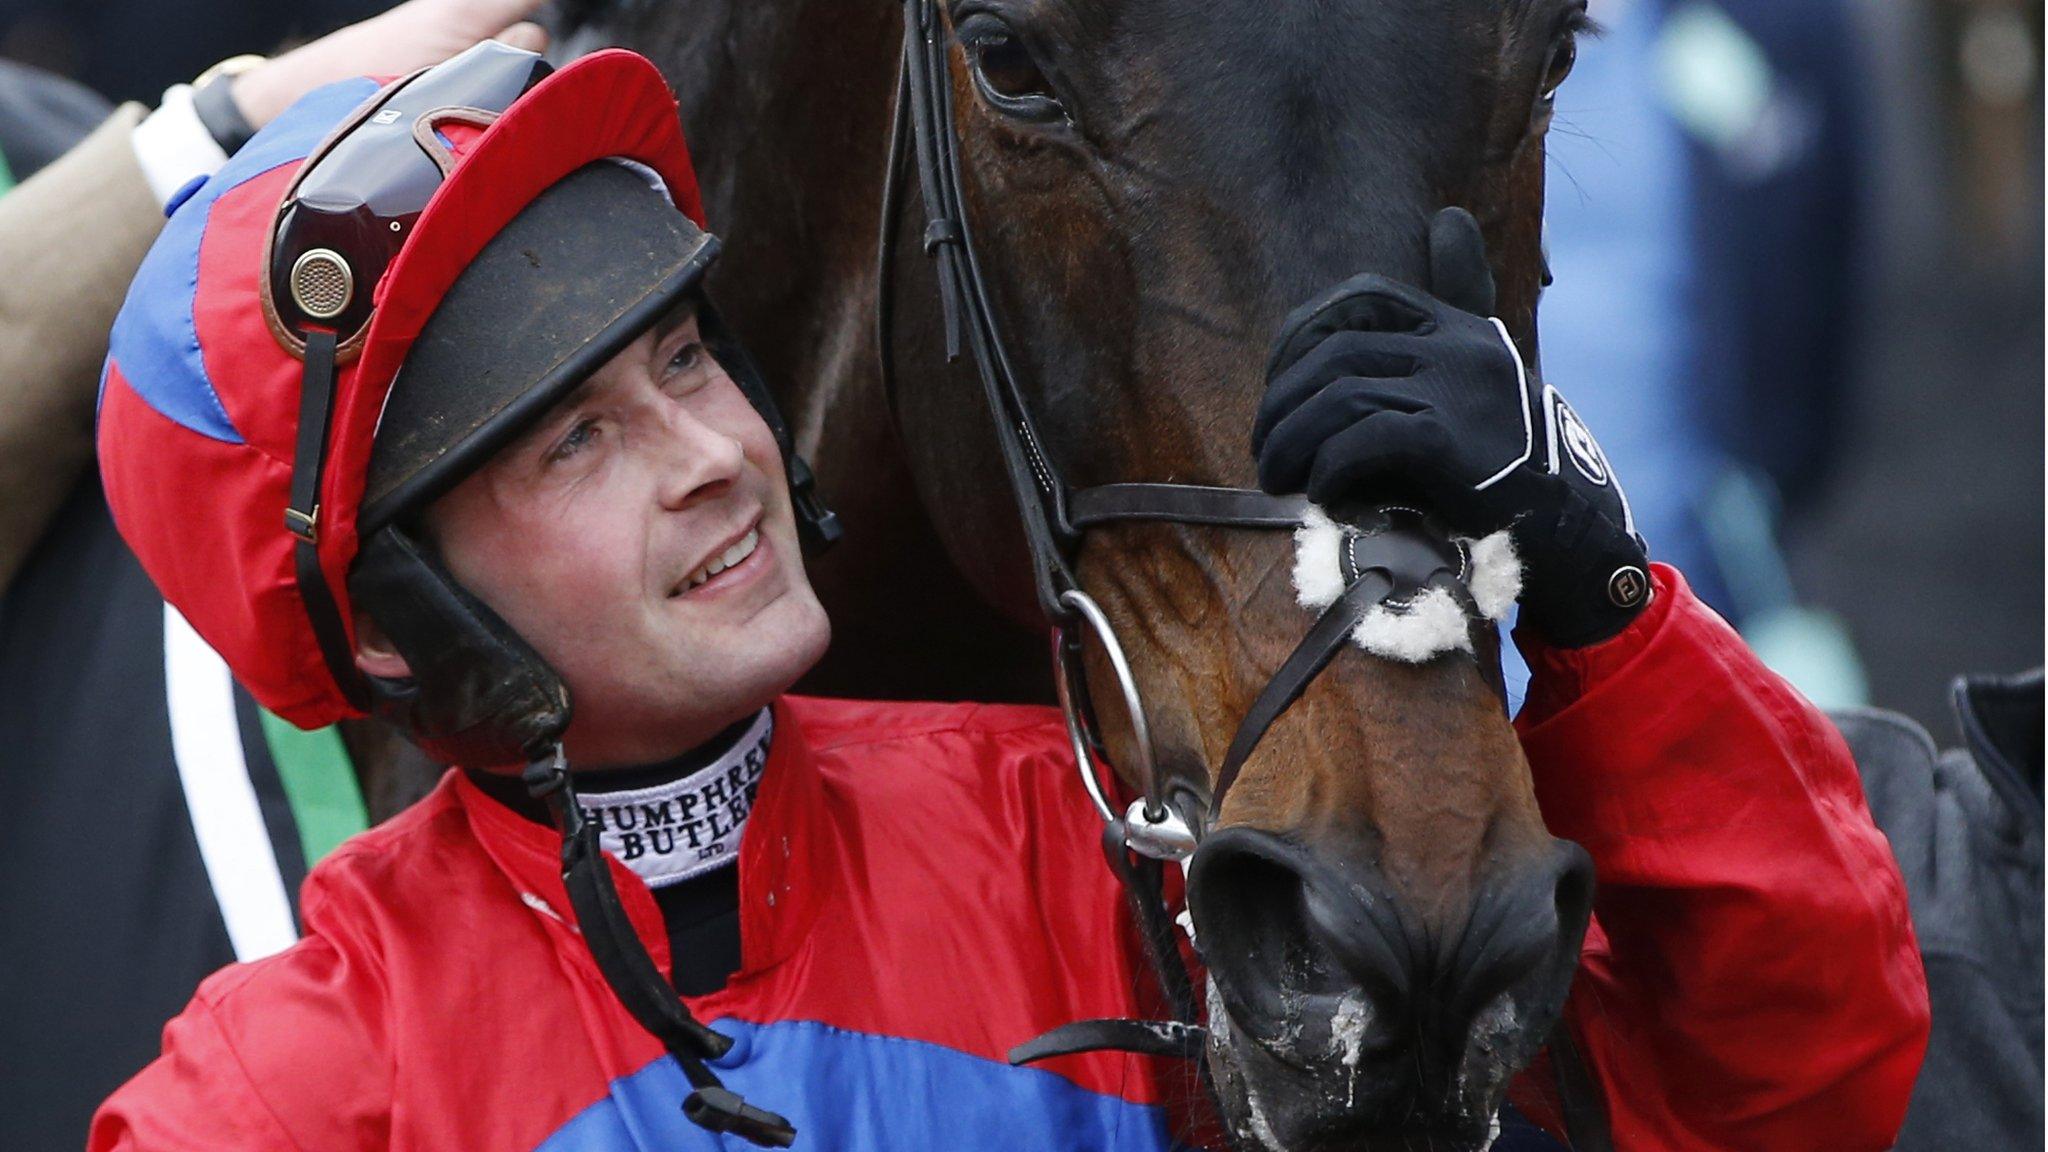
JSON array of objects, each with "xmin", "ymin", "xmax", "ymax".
[
  {"xmin": 266, "ymin": 41, "xmax": 553, "ymax": 715},
  {"xmin": 266, "ymin": 41, "xmax": 551, "ymax": 356}
]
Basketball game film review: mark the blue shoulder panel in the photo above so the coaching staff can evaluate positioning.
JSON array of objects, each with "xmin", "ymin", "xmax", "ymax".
[
  {"xmin": 104, "ymin": 77, "xmax": 380, "ymax": 445},
  {"xmin": 538, "ymin": 1018, "xmax": 1185, "ymax": 1152}
]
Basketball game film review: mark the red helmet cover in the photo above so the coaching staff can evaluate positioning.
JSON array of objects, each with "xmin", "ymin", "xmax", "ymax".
[{"xmin": 99, "ymin": 49, "xmax": 705, "ymax": 727}]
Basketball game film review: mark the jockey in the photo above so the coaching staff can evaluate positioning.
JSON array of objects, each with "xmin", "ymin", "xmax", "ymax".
[{"xmin": 89, "ymin": 42, "xmax": 1925, "ymax": 1152}]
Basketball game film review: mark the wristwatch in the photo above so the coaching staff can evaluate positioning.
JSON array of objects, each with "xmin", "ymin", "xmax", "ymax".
[{"xmin": 191, "ymin": 54, "xmax": 267, "ymax": 156}]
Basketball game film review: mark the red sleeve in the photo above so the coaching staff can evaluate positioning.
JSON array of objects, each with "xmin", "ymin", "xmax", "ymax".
[
  {"xmin": 87, "ymin": 998, "xmax": 302, "ymax": 1152},
  {"xmin": 1513, "ymin": 565, "xmax": 1929, "ymax": 1152},
  {"xmin": 87, "ymin": 933, "xmax": 390, "ymax": 1152}
]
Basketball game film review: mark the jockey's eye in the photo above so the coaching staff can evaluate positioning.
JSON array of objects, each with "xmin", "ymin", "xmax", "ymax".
[
  {"xmin": 546, "ymin": 417, "xmax": 602, "ymax": 465},
  {"xmin": 666, "ymin": 340, "xmax": 707, "ymax": 380},
  {"xmin": 956, "ymin": 14, "xmax": 1066, "ymax": 125}
]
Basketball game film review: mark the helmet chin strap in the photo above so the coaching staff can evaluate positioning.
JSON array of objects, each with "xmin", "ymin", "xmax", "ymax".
[{"xmin": 522, "ymin": 744, "xmax": 798, "ymax": 1147}]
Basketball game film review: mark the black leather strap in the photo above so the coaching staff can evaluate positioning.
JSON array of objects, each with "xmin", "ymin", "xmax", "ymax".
[
  {"xmin": 288, "ymin": 330, "xmax": 366, "ymax": 711},
  {"xmin": 895, "ymin": 0, "xmax": 1078, "ymax": 619},
  {"xmin": 1210, "ymin": 514, "xmax": 1481, "ymax": 815},
  {"xmin": 1549, "ymin": 1022, "xmax": 1615, "ymax": 1152},
  {"xmin": 559, "ymin": 819, "xmax": 735, "ymax": 1062},
  {"xmin": 1069, "ymin": 484, "xmax": 1308, "ymax": 529},
  {"xmin": 1099, "ymin": 823, "xmax": 1198, "ymax": 1024},
  {"xmin": 1010, "ymin": 1018, "xmax": 1207, "ymax": 1066},
  {"xmin": 191, "ymin": 71, "xmax": 257, "ymax": 156},
  {"xmin": 1210, "ymin": 571, "xmax": 1390, "ymax": 815}
]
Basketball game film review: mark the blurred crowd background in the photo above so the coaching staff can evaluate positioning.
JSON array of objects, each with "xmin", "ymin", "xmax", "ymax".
[
  {"xmin": 1531, "ymin": 0, "xmax": 2042, "ymax": 728},
  {"xmin": 3, "ymin": 0, "xmax": 2036, "ymax": 730}
]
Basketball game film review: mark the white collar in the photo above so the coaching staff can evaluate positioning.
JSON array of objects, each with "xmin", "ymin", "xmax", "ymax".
[{"xmin": 577, "ymin": 708, "xmax": 774, "ymax": 889}]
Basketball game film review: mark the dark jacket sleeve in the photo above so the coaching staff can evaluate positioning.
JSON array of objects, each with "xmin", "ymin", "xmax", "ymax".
[
  {"xmin": 0, "ymin": 99, "xmax": 164, "ymax": 595},
  {"xmin": 1513, "ymin": 564, "xmax": 1929, "ymax": 1152},
  {"xmin": 0, "ymin": 60, "xmax": 112, "ymax": 177},
  {"xmin": 1836, "ymin": 678, "xmax": 2043, "ymax": 1152}
]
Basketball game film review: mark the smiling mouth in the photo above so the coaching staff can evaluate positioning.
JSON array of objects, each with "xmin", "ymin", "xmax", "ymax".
[{"xmin": 677, "ymin": 525, "xmax": 762, "ymax": 595}]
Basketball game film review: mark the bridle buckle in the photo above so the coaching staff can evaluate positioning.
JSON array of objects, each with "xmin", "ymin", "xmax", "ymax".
[
  {"xmin": 1123, "ymin": 797, "xmax": 1198, "ymax": 862},
  {"xmin": 284, "ymin": 505, "xmax": 319, "ymax": 545}
]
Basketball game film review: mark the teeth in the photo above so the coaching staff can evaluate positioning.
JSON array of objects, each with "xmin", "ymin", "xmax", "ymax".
[
  {"xmin": 722, "ymin": 529, "xmax": 759, "ymax": 570},
  {"xmin": 684, "ymin": 528, "xmax": 759, "ymax": 591}
]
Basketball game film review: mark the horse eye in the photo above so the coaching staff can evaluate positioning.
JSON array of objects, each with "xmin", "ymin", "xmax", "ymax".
[
  {"xmin": 958, "ymin": 16, "xmax": 1065, "ymax": 123},
  {"xmin": 1539, "ymin": 36, "xmax": 1577, "ymax": 102}
]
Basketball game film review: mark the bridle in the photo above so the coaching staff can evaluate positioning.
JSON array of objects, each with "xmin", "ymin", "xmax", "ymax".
[{"xmin": 876, "ymin": 0, "xmax": 1501, "ymax": 1061}]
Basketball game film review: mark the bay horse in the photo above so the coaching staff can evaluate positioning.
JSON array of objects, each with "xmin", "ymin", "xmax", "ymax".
[{"xmin": 356, "ymin": 1, "xmax": 1603, "ymax": 1146}]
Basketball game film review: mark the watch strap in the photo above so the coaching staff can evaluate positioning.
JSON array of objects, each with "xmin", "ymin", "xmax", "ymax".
[{"xmin": 192, "ymin": 71, "xmax": 258, "ymax": 157}]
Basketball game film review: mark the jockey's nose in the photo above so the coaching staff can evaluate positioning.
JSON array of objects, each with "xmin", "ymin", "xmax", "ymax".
[
  {"xmin": 655, "ymin": 405, "xmax": 747, "ymax": 512},
  {"xmin": 1188, "ymin": 825, "xmax": 1593, "ymax": 1119}
]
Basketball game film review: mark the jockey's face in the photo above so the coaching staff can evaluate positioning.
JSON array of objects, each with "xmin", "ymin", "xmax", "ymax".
[{"xmin": 422, "ymin": 302, "xmax": 830, "ymax": 767}]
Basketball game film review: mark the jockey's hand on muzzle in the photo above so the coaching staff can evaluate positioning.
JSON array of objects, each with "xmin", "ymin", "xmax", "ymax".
[{"xmin": 1252, "ymin": 207, "xmax": 1651, "ymax": 647}]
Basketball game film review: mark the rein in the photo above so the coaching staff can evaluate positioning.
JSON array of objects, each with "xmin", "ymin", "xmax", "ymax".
[{"xmin": 876, "ymin": 0, "xmax": 1497, "ymax": 1064}]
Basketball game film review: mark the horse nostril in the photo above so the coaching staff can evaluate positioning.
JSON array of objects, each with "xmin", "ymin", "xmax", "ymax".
[
  {"xmin": 1190, "ymin": 832, "xmax": 1307, "ymax": 1025},
  {"xmin": 1188, "ymin": 828, "xmax": 1399, "ymax": 1053},
  {"xmin": 1444, "ymin": 840, "xmax": 1596, "ymax": 1035}
]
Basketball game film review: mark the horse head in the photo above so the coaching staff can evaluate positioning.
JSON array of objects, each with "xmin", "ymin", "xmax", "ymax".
[
  {"xmin": 572, "ymin": 0, "xmax": 1596, "ymax": 1145},
  {"xmin": 888, "ymin": 2, "xmax": 1597, "ymax": 1146}
]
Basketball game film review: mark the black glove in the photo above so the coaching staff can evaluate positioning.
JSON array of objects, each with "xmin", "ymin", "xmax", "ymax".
[{"xmin": 1252, "ymin": 208, "xmax": 1651, "ymax": 647}]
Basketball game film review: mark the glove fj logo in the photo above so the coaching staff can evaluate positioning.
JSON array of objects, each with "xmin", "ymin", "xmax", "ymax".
[
  {"xmin": 1608, "ymin": 565, "xmax": 1648, "ymax": 608},
  {"xmin": 1557, "ymin": 402, "xmax": 1609, "ymax": 486}
]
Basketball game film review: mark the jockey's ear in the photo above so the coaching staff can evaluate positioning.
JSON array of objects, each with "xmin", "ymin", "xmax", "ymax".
[{"xmin": 353, "ymin": 609, "xmax": 414, "ymax": 681}]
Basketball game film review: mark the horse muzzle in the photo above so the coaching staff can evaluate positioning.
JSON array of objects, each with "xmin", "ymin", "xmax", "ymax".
[{"xmin": 1188, "ymin": 826, "xmax": 1594, "ymax": 1149}]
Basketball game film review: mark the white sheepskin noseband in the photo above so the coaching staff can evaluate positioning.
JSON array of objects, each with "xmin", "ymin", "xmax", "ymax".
[{"xmin": 1291, "ymin": 506, "xmax": 1522, "ymax": 663}]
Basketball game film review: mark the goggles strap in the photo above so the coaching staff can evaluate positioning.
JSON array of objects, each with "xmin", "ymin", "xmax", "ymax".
[
  {"xmin": 289, "ymin": 329, "xmax": 368, "ymax": 711},
  {"xmin": 523, "ymin": 750, "xmax": 797, "ymax": 1148}
]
